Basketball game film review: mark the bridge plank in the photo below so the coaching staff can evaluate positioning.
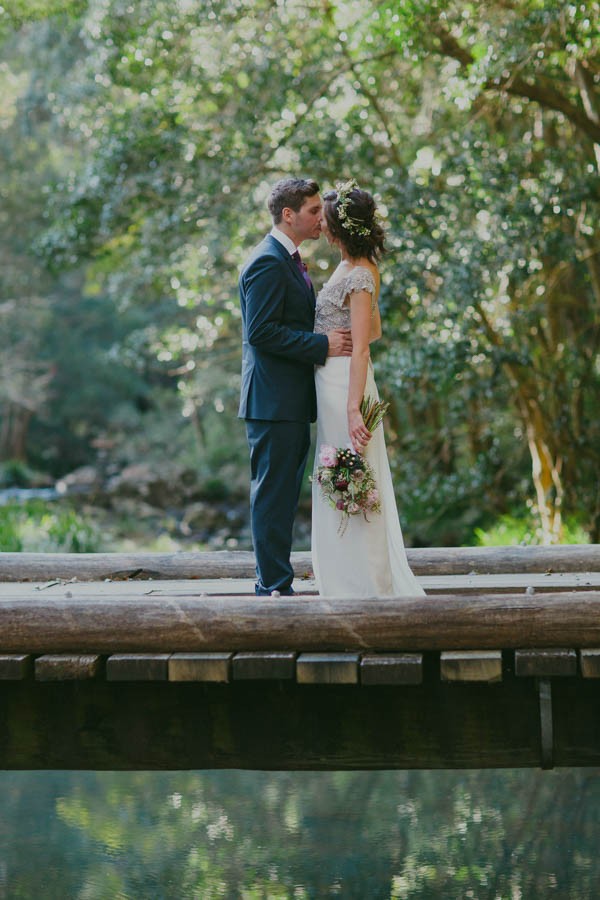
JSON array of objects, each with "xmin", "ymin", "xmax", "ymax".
[
  {"xmin": 0, "ymin": 654, "xmax": 31, "ymax": 680},
  {"xmin": 441, "ymin": 650, "xmax": 503, "ymax": 683},
  {"xmin": 515, "ymin": 649, "xmax": 578, "ymax": 677},
  {"xmin": 360, "ymin": 653, "xmax": 423, "ymax": 685},
  {"xmin": 232, "ymin": 651, "xmax": 296, "ymax": 680},
  {"xmin": 169, "ymin": 652, "xmax": 232, "ymax": 682},
  {"xmin": 106, "ymin": 654, "xmax": 170, "ymax": 681},
  {"xmin": 3, "ymin": 570, "xmax": 600, "ymax": 600},
  {"xmin": 35, "ymin": 654, "xmax": 101, "ymax": 681},
  {"xmin": 297, "ymin": 653, "xmax": 360, "ymax": 684}
]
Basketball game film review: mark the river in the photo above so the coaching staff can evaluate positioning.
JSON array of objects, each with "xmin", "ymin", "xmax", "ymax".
[{"xmin": 0, "ymin": 768, "xmax": 597, "ymax": 897}]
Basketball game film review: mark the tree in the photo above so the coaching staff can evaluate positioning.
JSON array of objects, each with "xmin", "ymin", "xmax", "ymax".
[{"xmin": 4, "ymin": 0, "xmax": 599, "ymax": 543}]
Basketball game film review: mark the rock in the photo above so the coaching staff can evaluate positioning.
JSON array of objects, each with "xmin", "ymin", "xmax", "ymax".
[
  {"xmin": 106, "ymin": 463, "xmax": 183, "ymax": 507},
  {"xmin": 56, "ymin": 466, "xmax": 102, "ymax": 496}
]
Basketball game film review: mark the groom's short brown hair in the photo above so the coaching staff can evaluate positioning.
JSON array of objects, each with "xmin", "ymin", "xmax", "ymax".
[{"xmin": 268, "ymin": 178, "xmax": 320, "ymax": 224}]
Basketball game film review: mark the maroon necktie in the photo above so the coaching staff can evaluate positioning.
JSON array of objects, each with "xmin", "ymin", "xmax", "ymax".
[{"xmin": 292, "ymin": 250, "xmax": 313, "ymax": 291}]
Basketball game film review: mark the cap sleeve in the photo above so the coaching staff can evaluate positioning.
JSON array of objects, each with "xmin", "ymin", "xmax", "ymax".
[{"xmin": 346, "ymin": 266, "xmax": 376, "ymax": 298}]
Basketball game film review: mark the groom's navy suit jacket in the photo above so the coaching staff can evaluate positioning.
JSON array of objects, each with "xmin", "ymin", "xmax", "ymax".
[{"xmin": 238, "ymin": 235, "xmax": 328, "ymax": 422}]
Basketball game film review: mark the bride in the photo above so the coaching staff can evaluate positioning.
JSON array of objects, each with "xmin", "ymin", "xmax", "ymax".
[{"xmin": 311, "ymin": 180, "xmax": 425, "ymax": 598}]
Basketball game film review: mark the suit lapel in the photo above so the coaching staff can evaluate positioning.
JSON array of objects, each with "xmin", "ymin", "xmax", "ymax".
[{"xmin": 266, "ymin": 235, "xmax": 315, "ymax": 307}]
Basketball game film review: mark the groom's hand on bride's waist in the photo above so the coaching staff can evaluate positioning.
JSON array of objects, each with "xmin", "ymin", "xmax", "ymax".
[{"xmin": 326, "ymin": 328, "xmax": 353, "ymax": 357}]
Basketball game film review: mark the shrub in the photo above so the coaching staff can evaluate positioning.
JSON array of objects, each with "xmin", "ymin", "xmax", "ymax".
[{"xmin": 0, "ymin": 501, "xmax": 101, "ymax": 553}]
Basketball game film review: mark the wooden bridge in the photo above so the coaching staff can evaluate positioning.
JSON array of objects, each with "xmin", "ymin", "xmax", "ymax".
[{"xmin": 2, "ymin": 545, "xmax": 600, "ymax": 771}]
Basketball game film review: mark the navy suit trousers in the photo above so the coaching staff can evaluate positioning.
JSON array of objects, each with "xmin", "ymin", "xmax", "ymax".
[{"xmin": 245, "ymin": 419, "xmax": 311, "ymax": 594}]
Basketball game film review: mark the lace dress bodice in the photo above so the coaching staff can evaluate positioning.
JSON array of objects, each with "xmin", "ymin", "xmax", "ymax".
[{"xmin": 314, "ymin": 266, "xmax": 377, "ymax": 334}]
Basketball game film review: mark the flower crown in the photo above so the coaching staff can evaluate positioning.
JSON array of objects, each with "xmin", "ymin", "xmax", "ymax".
[{"xmin": 334, "ymin": 178, "xmax": 372, "ymax": 238}]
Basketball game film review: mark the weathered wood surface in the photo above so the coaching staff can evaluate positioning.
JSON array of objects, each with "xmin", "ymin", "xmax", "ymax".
[
  {"xmin": 297, "ymin": 652, "xmax": 360, "ymax": 684},
  {"xmin": 514, "ymin": 649, "xmax": 578, "ymax": 678},
  {"xmin": 232, "ymin": 651, "xmax": 297, "ymax": 681},
  {"xmin": 106, "ymin": 653, "xmax": 170, "ymax": 681},
  {"xmin": 34, "ymin": 654, "xmax": 101, "ymax": 681},
  {"xmin": 1, "ymin": 543, "xmax": 599, "ymax": 581},
  {"xmin": 168, "ymin": 652, "xmax": 233, "ymax": 682},
  {"xmin": 0, "ymin": 654, "xmax": 31, "ymax": 680},
  {"xmin": 2, "ymin": 675, "xmax": 600, "ymax": 769},
  {"xmin": 360, "ymin": 653, "xmax": 423, "ymax": 685},
  {"xmin": 0, "ymin": 679, "xmax": 542, "ymax": 769},
  {"xmin": 580, "ymin": 649, "xmax": 600, "ymax": 678},
  {"xmin": 3, "ymin": 570, "xmax": 600, "ymax": 600},
  {"xmin": 3, "ymin": 591, "xmax": 600, "ymax": 653},
  {"xmin": 440, "ymin": 650, "xmax": 503, "ymax": 683}
]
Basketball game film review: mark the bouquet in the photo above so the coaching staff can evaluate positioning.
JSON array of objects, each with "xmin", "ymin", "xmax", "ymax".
[{"xmin": 313, "ymin": 395, "xmax": 389, "ymax": 535}]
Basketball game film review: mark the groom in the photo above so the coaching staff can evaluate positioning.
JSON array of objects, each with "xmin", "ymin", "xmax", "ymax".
[{"xmin": 239, "ymin": 177, "xmax": 352, "ymax": 596}]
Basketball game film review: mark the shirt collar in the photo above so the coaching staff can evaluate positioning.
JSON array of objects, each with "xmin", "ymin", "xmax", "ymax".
[{"xmin": 270, "ymin": 226, "xmax": 297, "ymax": 257}]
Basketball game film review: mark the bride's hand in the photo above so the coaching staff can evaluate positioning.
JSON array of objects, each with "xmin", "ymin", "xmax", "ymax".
[{"xmin": 348, "ymin": 408, "xmax": 372, "ymax": 454}]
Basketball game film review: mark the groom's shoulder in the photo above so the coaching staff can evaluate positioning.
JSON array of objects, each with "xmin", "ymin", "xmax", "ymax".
[{"xmin": 242, "ymin": 235, "xmax": 286, "ymax": 276}]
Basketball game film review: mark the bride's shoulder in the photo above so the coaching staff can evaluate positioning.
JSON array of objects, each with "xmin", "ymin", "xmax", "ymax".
[
  {"xmin": 348, "ymin": 262, "xmax": 379, "ymax": 291},
  {"xmin": 356, "ymin": 259, "xmax": 379, "ymax": 275}
]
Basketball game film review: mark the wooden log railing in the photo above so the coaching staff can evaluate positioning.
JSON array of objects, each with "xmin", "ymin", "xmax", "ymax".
[
  {"xmin": 1, "ymin": 543, "xmax": 600, "ymax": 581},
  {"xmin": 1, "ymin": 592, "xmax": 600, "ymax": 653}
]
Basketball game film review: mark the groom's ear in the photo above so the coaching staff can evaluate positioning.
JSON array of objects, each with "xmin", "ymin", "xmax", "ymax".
[{"xmin": 281, "ymin": 206, "xmax": 294, "ymax": 225}]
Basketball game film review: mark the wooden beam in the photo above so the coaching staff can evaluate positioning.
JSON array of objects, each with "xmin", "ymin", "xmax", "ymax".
[
  {"xmin": 0, "ymin": 677, "xmax": 578, "ymax": 769},
  {"xmin": 0, "ymin": 543, "xmax": 598, "ymax": 581},
  {"xmin": 360, "ymin": 653, "xmax": 423, "ymax": 685},
  {"xmin": 0, "ymin": 654, "xmax": 31, "ymax": 680},
  {"xmin": 34, "ymin": 654, "xmax": 101, "ymax": 681},
  {"xmin": 515, "ymin": 649, "xmax": 578, "ymax": 678},
  {"xmin": 106, "ymin": 654, "xmax": 170, "ymax": 681},
  {"xmin": 580, "ymin": 649, "xmax": 600, "ymax": 678},
  {"xmin": 169, "ymin": 652, "xmax": 232, "ymax": 682},
  {"xmin": 297, "ymin": 653, "xmax": 360, "ymax": 684},
  {"xmin": 2, "ymin": 592, "xmax": 600, "ymax": 653},
  {"xmin": 440, "ymin": 651, "xmax": 503, "ymax": 683},
  {"xmin": 232, "ymin": 651, "xmax": 296, "ymax": 680}
]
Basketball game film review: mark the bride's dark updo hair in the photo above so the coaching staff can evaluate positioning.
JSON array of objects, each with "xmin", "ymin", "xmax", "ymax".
[{"xmin": 323, "ymin": 180, "xmax": 386, "ymax": 262}]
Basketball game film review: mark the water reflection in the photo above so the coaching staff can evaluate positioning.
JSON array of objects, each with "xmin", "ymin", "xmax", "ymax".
[{"xmin": 0, "ymin": 769, "xmax": 598, "ymax": 898}]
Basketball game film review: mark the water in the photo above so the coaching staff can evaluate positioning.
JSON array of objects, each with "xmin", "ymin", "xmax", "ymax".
[
  {"xmin": 0, "ymin": 487, "xmax": 59, "ymax": 506},
  {"xmin": 0, "ymin": 769, "xmax": 598, "ymax": 898}
]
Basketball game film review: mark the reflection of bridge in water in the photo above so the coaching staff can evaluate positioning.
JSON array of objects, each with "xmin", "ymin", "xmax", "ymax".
[{"xmin": 2, "ymin": 546, "xmax": 600, "ymax": 771}]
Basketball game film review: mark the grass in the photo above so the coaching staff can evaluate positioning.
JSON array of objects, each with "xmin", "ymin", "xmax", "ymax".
[
  {"xmin": 0, "ymin": 500, "xmax": 101, "ymax": 553},
  {"xmin": 473, "ymin": 513, "xmax": 590, "ymax": 547}
]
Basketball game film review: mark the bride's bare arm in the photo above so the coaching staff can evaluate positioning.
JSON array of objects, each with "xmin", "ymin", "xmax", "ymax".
[{"xmin": 347, "ymin": 289, "xmax": 374, "ymax": 453}]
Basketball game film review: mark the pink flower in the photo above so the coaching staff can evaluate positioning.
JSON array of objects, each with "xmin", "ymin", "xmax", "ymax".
[
  {"xmin": 336, "ymin": 499, "xmax": 345, "ymax": 510},
  {"xmin": 347, "ymin": 502, "xmax": 360, "ymax": 514},
  {"xmin": 319, "ymin": 444, "xmax": 338, "ymax": 467},
  {"xmin": 367, "ymin": 489, "xmax": 379, "ymax": 508}
]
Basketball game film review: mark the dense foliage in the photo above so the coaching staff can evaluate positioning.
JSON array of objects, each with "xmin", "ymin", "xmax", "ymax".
[{"xmin": 1, "ymin": 0, "xmax": 599, "ymax": 546}]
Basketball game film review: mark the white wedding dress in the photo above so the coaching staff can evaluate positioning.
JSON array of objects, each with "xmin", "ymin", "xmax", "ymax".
[{"xmin": 311, "ymin": 266, "xmax": 425, "ymax": 598}]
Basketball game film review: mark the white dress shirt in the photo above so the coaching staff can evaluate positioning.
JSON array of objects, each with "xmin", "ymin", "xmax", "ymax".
[{"xmin": 270, "ymin": 226, "xmax": 297, "ymax": 256}]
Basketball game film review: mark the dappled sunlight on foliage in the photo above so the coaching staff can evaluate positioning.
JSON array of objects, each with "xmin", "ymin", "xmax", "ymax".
[
  {"xmin": 0, "ymin": 499, "xmax": 101, "ymax": 552},
  {"xmin": 0, "ymin": 0, "xmax": 598, "ymax": 545}
]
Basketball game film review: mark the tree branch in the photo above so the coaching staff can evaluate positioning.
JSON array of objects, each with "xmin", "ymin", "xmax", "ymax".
[{"xmin": 433, "ymin": 25, "xmax": 600, "ymax": 144}]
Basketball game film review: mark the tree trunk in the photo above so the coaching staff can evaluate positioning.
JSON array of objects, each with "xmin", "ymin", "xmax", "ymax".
[
  {"xmin": 518, "ymin": 396, "xmax": 564, "ymax": 544},
  {"xmin": 0, "ymin": 402, "xmax": 31, "ymax": 462}
]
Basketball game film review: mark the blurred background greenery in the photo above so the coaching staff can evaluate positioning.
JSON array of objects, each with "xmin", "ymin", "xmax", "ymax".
[{"xmin": 1, "ymin": 0, "xmax": 599, "ymax": 551}]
